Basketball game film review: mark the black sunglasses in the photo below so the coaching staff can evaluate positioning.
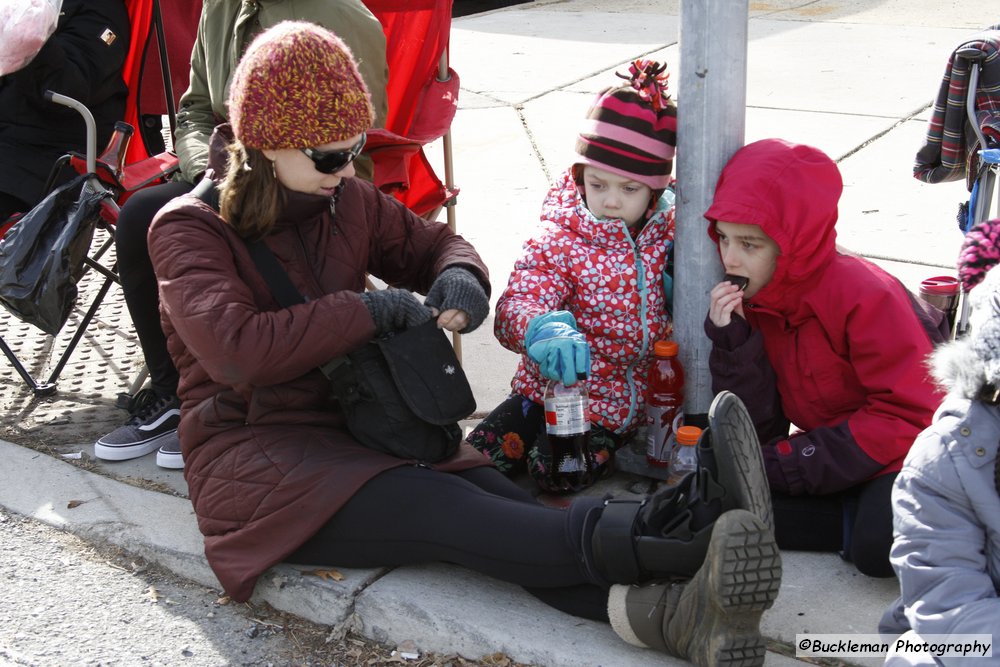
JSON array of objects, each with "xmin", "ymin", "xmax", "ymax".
[{"xmin": 300, "ymin": 132, "xmax": 367, "ymax": 174}]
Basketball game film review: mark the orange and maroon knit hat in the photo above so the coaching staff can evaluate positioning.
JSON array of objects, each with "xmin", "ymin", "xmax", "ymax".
[
  {"xmin": 575, "ymin": 60, "xmax": 677, "ymax": 190},
  {"xmin": 228, "ymin": 21, "xmax": 374, "ymax": 150}
]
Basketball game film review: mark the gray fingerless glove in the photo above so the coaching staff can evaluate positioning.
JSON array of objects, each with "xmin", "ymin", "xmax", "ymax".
[
  {"xmin": 424, "ymin": 267, "xmax": 490, "ymax": 334},
  {"xmin": 360, "ymin": 288, "xmax": 435, "ymax": 336}
]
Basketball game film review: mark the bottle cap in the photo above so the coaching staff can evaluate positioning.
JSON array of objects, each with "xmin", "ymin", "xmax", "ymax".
[
  {"xmin": 676, "ymin": 425, "xmax": 701, "ymax": 445},
  {"xmin": 653, "ymin": 340, "xmax": 678, "ymax": 357}
]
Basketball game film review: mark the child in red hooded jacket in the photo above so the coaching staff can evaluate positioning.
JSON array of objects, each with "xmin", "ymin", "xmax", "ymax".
[{"xmin": 703, "ymin": 138, "xmax": 947, "ymax": 577}]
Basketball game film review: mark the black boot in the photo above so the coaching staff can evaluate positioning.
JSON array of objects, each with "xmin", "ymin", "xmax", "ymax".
[
  {"xmin": 607, "ymin": 509, "xmax": 782, "ymax": 667},
  {"xmin": 588, "ymin": 391, "xmax": 772, "ymax": 584},
  {"xmin": 590, "ymin": 471, "xmax": 726, "ymax": 583},
  {"xmin": 699, "ymin": 390, "xmax": 773, "ymax": 531}
]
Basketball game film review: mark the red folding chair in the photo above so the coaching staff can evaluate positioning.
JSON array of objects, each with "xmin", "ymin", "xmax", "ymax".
[
  {"xmin": 0, "ymin": 0, "xmax": 183, "ymax": 396},
  {"xmin": 362, "ymin": 0, "xmax": 464, "ymax": 355},
  {"xmin": 363, "ymin": 0, "xmax": 459, "ymax": 220}
]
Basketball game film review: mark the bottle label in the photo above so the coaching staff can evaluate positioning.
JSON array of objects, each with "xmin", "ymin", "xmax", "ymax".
[
  {"xmin": 646, "ymin": 406, "xmax": 683, "ymax": 464},
  {"xmin": 544, "ymin": 393, "xmax": 588, "ymax": 436},
  {"xmin": 557, "ymin": 453, "xmax": 587, "ymax": 473}
]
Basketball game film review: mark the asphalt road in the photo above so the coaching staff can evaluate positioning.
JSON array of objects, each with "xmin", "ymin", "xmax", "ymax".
[{"xmin": 0, "ymin": 507, "xmax": 530, "ymax": 667}]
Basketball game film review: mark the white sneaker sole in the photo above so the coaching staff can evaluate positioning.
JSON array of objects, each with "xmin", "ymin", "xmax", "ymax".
[
  {"xmin": 155, "ymin": 449, "xmax": 184, "ymax": 470},
  {"xmin": 94, "ymin": 430, "xmax": 175, "ymax": 461}
]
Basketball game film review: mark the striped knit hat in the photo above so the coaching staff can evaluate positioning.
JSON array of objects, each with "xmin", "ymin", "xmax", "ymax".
[
  {"xmin": 575, "ymin": 60, "xmax": 677, "ymax": 190},
  {"xmin": 228, "ymin": 21, "xmax": 374, "ymax": 150}
]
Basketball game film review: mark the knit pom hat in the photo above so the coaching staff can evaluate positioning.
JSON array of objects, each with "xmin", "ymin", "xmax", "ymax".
[
  {"xmin": 958, "ymin": 218, "xmax": 1000, "ymax": 292},
  {"xmin": 228, "ymin": 21, "xmax": 374, "ymax": 150},
  {"xmin": 574, "ymin": 60, "xmax": 678, "ymax": 190}
]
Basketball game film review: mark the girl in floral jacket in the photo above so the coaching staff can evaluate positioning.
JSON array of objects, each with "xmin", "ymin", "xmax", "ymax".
[{"xmin": 467, "ymin": 61, "xmax": 677, "ymax": 493}]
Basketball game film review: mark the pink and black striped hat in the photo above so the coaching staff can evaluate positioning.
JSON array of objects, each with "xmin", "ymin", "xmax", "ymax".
[{"xmin": 574, "ymin": 60, "xmax": 677, "ymax": 190}]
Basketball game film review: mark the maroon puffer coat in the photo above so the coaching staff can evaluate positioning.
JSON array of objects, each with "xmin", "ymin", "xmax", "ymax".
[{"xmin": 148, "ymin": 178, "xmax": 490, "ymax": 601}]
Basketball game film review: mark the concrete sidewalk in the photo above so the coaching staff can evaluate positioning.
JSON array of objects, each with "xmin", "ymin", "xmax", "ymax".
[{"xmin": 0, "ymin": 1, "xmax": 992, "ymax": 665}]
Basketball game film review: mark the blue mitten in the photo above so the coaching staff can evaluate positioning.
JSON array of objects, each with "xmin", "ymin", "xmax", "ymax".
[{"xmin": 525, "ymin": 311, "xmax": 590, "ymax": 386}]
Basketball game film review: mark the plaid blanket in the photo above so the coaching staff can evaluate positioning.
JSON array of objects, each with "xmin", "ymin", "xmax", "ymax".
[{"xmin": 915, "ymin": 26, "xmax": 1000, "ymax": 188}]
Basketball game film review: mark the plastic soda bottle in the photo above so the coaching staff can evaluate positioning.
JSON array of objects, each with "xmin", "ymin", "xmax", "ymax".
[
  {"xmin": 645, "ymin": 340, "xmax": 685, "ymax": 468},
  {"xmin": 666, "ymin": 425, "xmax": 702, "ymax": 486},
  {"xmin": 543, "ymin": 374, "xmax": 592, "ymax": 491}
]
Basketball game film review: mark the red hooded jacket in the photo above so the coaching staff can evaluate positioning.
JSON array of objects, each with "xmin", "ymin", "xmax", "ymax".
[{"xmin": 702, "ymin": 139, "xmax": 945, "ymax": 496}]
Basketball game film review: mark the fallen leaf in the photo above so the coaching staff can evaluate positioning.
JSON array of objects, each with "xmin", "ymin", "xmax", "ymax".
[
  {"xmin": 67, "ymin": 499, "xmax": 86, "ymax": 508},
  {"xmin": 302, "ymin": 567, "xmax": 344, "ymax": 582},
  {"xmin": 144, "ymin": 586, "xmax": 161, "ymax": 603},
  {"xmin": 215, "ymin": 595, "xmax": 231, "ymax": 605}
]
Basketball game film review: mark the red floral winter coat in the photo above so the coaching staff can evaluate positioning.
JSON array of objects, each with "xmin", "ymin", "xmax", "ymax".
[{"xmin": 495, "ymin": 169, "xmax": 675, "ymax": 435}]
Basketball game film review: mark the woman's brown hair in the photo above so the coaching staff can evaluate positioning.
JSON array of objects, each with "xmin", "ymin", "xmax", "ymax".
[{"xmin": 219, "ymin": 141, "xmax": 284, "ymax": 240}]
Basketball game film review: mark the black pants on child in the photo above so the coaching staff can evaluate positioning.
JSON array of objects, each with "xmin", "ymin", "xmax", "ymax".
[
  {"xmin": 286, "ymin": 465, "xmax": 611, "ymax": 621},
  {"xmin": 771, "ymin": 471, "xmax": 897, "ymax": 577},
  {"xmin": 115, "ymin": 180, "xmax": 194, "ymax": 398}
]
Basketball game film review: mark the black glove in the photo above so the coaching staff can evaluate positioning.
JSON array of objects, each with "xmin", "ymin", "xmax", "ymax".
[
  {"xmin": 360, "ymin": 288, "xmax": 435, "ymax": 336},
  {"xmin": 424, "ymin": 266, "xmax": 490, "ymax": 333}
]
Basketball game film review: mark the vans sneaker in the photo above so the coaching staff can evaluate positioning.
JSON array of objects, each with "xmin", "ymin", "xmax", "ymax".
[
  {"xmin": 95, "ymin": 389, "xmax": 180, "ymax": 461},
  {"xmin": 155, "ymin": 433, "xmax": 184, "ymax": 470}
]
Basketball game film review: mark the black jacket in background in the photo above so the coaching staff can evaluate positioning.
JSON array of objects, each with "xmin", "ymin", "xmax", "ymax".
[{"xmin": 0, "ymin": 0, "xmax": 129, "ymax": 213}]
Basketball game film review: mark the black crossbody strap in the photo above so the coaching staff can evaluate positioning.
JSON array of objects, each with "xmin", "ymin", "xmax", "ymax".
[
  {"xmin": 191, "ymin": 178, "xmax": 302, "ymax": 308},
  {"xmin": 245, "ymin": 239, "xmax": 306, "ymax": 308},
  {"xmin": 242, "ymin": 236, "xmax": 350, "ymax": 375},
  {"xmin": 209, "ymin": 174, "xmax": 349, "ymax": 372}
]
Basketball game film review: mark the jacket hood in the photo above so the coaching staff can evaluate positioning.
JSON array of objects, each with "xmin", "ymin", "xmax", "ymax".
[
  {"xmin": 541, "ymin": 169, "xmax": 674, "ymax": 248},
  {"xmin": 931, "ymin": 337, "xmax": 989, "ymax": 400},
  {"xmin": 704, "ymin": 139, "xmax": 842, "ymax": 305}
]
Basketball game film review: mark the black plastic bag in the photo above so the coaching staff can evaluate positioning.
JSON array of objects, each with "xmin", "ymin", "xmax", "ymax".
[{"xmin": 0, "ymin": 174, "xmax": 106, "ymax": 335}]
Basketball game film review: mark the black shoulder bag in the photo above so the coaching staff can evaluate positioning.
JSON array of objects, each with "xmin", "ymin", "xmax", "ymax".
[{"xmin": 242, "ymin": 234, "xmax": 475, "ymax": 463}]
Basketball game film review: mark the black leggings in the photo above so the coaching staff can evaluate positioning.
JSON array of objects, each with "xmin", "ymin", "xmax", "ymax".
[
  {"xmin": 115, "ymin": 180, "xmax": 194, "ymax": 397},
  {"xmin": 771, "ymin": 472, "xmax": 897, "ymax": 577},
  {"xmin": 287, "ymin": 465, "xmax": 610, "ymax": 621}
]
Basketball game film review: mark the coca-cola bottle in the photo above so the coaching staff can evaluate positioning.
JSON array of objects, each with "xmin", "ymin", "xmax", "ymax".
[
  {"xmin": 645, "ymin": 340, "xmax": 685, "ymax": 468},
  {"xmin": 543, "ymin": 374, "xmax": 592, "ymax": 492}
]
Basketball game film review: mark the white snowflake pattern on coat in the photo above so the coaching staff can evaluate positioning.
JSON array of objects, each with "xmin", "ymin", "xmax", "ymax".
[{"xmin": 495, "ymin": 169, "xmax": 676, "ymax": 434}]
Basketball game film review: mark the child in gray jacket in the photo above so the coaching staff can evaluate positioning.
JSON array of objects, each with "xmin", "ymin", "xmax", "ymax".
[{"xmin": 881, "ymin": 219, "xmax": 1000, "ymax": 665}]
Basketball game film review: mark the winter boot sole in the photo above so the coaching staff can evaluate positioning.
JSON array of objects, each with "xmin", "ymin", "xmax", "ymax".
[
  {"xmin": 668, "ymin": 509, "xmax": 782, "ymax": 667},
  {"xmin": 707, "ymin": 391, "xmax": 774, "ymax": 532}
]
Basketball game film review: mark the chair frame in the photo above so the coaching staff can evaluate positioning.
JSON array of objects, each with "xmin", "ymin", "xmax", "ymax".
[
  {"xmin": 0, "ymin": 0, "xmax": 176, "ymax": 396},
  {"xmin": 954, "ymin": 50, "xmax": 1000, "ymax": 338}
]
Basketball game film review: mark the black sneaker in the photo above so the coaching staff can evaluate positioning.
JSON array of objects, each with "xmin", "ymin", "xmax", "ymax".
[
  {"xmin": 155, "ymin": 432, "xmax": 184, "ymax": 470},
  {"xmin": 95, "ymin": 389, "xmax": 181, "ymax": 461}
]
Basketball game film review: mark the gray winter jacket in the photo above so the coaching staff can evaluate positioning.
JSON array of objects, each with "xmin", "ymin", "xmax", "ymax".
[{"xmin": 880, "ymin": 338, "xmax": 1000, "ymax": 665}]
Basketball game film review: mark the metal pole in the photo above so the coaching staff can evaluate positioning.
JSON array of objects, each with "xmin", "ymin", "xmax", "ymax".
[{"xmin": 675, "ymin": 0, "xmax": 749, "ymax": 414}]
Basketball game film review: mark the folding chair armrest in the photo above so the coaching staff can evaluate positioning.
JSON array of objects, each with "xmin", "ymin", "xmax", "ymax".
[{"xmin": 119, "ymin": 152, "xmax": 180, "ymax": 193}]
